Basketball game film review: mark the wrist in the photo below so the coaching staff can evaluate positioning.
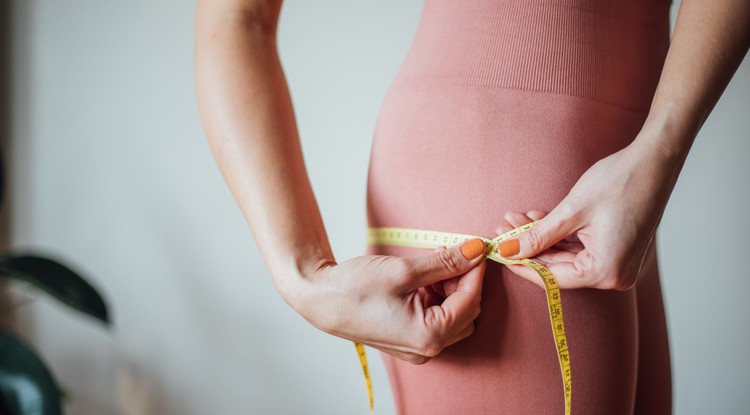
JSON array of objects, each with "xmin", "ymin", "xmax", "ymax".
[
  {"xmin": 633, "ymin": 96, "xmax": 699, "ymax": 167},
  {"xmin": 618, "ymin": 125, "xmax": 687, "ymax": 218},
  {"xmin": 275, "ymin": 254, "xmax": 336, "ymax": 325}
]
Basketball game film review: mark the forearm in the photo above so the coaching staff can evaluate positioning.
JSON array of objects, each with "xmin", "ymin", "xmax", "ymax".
[
  {"xmin": 635, "ymin": 0, "xmax": 750, "ymax": 167},
  {"xmin": 194, "ymin": 3, "xmax": 334, "ymax": 307}
]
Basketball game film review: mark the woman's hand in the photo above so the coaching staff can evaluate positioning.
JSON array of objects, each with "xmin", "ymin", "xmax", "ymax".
[
  {"xmin": 494, "ymin": 138, "xmax": 680, "ymax": 290},
  {"xmin": 491, "ymin": 0, "xmax": 750, "ymax": 290},
  {"xmin": 294, "ymin": 238, "xmax": 487, "ymax": 364},
  {"xmin": 195, "ymin": 2, "xmax": 489, "ymax": 365}
]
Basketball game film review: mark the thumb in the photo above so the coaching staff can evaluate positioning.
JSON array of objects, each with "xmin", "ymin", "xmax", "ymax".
[
  {"xmin": 402, "ymin": 238, "xmax": 487, "ymax": 289},
  {"xmin": 497, "ymin": 206, "xmax": 578, "ymax": 259}
]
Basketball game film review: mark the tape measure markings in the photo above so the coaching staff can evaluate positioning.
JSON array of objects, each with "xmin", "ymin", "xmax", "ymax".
[
  {"xmin": 358, "ymin": 222, "xmax": 572, "ymax": 415},
  {"xmin": 354, "ymin": 342, "xmax": 374, "ymax": 415}
]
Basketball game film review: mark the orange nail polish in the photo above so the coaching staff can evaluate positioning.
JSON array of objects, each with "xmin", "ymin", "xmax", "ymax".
[
  {"xmin": 460, "ymin": 238, "xmax": 485, "ymax": 259},
  {"xmin": 498, "ymin": 239, "xmax": 520, "ymax": 257}
]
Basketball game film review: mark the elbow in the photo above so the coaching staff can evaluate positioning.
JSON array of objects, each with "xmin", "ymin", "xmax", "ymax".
[{"xmin": 195, "ymin": 0, "xmax": 282, "ymax": 38}]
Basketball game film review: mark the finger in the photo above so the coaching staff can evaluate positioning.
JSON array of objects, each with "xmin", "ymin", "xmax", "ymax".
[
  {"xmin": 442, "ymin": 276, "xmax": 460, "ymax": 297},
  {"xmin": 563, "ymin": 234, "xmax": 582, "ymax": 244},
  {"xmin": 552, "ymin": 240, "xmax": 585, "ymax": 254},
  {"xmin": 504, "ymin": 247, "xmax": 586, "ymax": 289},
  {"xmin": 404, "ymin": 238, "xmax": 487, "ymax": 289},
  {"xmin": 534, "ymin": 248, "xmax": 578, "ymax": 264},
  {"xmin": 503, "ymin": 244, "xmax": 579, "ymax": 285},
  {"xmin": 450, "ymin": 256, "xmax": 485, "ymax": 304},
  {"xmin": 526, "ymin": 210, "xmax": 548, "ymax": 221},
  {"xmin": 430, "ymin": 281, "xmax": 447, "ymax": 298},
  {"xmin": 496, "ymin": 211, "xmax": 540, "ymax": 233},
  {"xmin": 368, "ymin": 344, "xmax": 433, "ymax": 365},
  {"xmin": 494, "ymin": 219, "xmax": 515, "ymax": 236},
  {"xmin": 497, "ymin": 203, "xmax": 580, "ymax": 260},
  {"xmin": 352, "ymin": 331, "xmax": 438, "ymax": 364},
  {"xmin": 443, "ymin": 321, "xmax": 477, "ymax": 348},
  {"xmin": 419, "ymin": 286, "xmax": 443, "ymax": 308},
  {"xmin": 506, "ymin": 212, "xmax": 581, "ymax": 255},
  {"xmin": 502, "ymin": 213, "xmax": 583, "ymax": 255},
  {"xmin": 363, "ymin": 259, "xmax": 484, "ymax": 362},
  {"xmin": 429, "ymin": 246, "xmax": 448, "ymax": 297},
  {"xmin": 504, "ymin": 210, "xmax": 534, "ymax": 229},
  {"xmin": 527, "ymin": 210, "xmax": 581, "ymax": 245},
  {"xmin": 424, "ymin": 259, "xmax": 485, "ymax": 336},
  {"xmin": 547, "ymin": 249, "xmax": 597, "ymax": 289},
  {"xmin": 436, "ymin": 240, "xmax": 459, "ymax": 297},
  {"xmin": 500, "ymin": 211, "xmax": 583, "ymax": 257}
]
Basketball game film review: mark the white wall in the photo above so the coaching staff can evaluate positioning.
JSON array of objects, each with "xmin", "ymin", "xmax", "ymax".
[{"xmin": 6, "ymin": 1, "xmax": 748, "ymax": 414}]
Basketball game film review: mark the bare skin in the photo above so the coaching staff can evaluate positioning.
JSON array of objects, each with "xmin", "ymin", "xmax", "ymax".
[
  {"xmin": 194, "ymin": 0, "xmax": 485, "ymax": 365},
  {"xmin": 194, "ymin": 0, "xmax": 749, "ymax": 364},
  {"xmin": 496, "ymin": 0, "xmax": 750, "ymax": 290}
]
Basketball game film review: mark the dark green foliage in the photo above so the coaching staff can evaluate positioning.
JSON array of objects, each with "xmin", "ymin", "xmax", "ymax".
[
  {"xmin": 0, "ymin": 255, "xmax": 109, "ymax": 326},
  {"xmin": 0, "ymin": 330, "xmax": 63, "ymax": 415}
]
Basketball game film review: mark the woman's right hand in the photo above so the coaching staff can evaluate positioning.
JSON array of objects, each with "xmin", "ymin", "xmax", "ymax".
[{"xmin": 295, "ymin": 238, "xmax": 487, "ymax": 364}]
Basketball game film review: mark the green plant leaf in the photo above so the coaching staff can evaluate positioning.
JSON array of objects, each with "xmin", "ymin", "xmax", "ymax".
[
  {"xmin": 0, "ymin": 329, "xmax": 63, "ymax": 415},
  {"xmin": 0, "ymin": 254, "xmax": 109, "ymax": 325}
]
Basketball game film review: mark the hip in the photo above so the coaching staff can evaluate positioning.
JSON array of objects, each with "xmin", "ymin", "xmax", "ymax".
[{"xmin": 366, "ymin": 82, "xmax": 648, "ymax": 235}]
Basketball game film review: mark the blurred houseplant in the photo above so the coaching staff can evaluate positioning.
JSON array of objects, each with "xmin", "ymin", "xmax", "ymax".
[{"xmin": 0, "ymin": 147, "xmax": 110, "ymax": 415}]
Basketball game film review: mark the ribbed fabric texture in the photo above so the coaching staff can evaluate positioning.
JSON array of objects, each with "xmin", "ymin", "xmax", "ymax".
[
  {"xmin": 366, "ymin": 1, "xmax": 674, "ymax": 413},
  {"xmin": 394, "ymin": 0, "xmax": 672, "ymax": 114}
]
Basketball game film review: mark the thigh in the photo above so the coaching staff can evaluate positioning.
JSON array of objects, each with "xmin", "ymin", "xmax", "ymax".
[
  {"xmin": 561, "ymin": 274, "xmax": 639, "ymax": 414},
  {"xmin": 634, "ymin": 240, "xmax": 673, "ymax": 414},
  {"xmin": 375, "ymin": 257, "xmax": 641, "ymax": 415}
]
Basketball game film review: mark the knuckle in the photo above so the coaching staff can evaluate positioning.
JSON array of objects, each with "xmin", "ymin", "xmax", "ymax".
[
  {"xmin": 599, "ymin": 277, "xmax": 619, "ymax": 290},
  {"xmin": 416, "ymin": 333, "xmax": 443, "ymax": 358},
  {"xmin": 557, "ymin": 201, "xmax": 576, "ymax": 221},
  {"xmin": 593, "ymin": 264, "xmax": 616, "ymax": 289},
  {"xmin": 423, "ymin": 343, "xmax": 442, "ymax": 358},
  {"xmin": 472, "ymin": 304, "xmax": 481, "ymax": 320},
  {"xmin": 408, "ymin": 355, "xmax": 430, "ymax": 365},
  {"xmin": 436, "ymin": 249, "xmax": 462, "ymax": 275},
  {"xmin": 596, "ymin": 265, "xmax": 634, "ymax": 291},
  {"xmin": 526, "ymin": 226, "xmax": 545, "ymax": 252},
  {"xmin": 572, "ymin": 265, "xmax": 593, "ymax": 285},
  {"xmin": 391, "ymin": 257, "xmax": 415, "ymax": 282},
  {"xmin": 568, "ymin": 254, "xmax": 596, "ymax": 286}
]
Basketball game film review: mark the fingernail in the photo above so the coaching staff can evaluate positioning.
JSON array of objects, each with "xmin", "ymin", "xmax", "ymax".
[
  {"xmin": 460, "ymin": 238, "xmax": 485, "ymax": 259},
  {"xmin": 498, "ymin": 239, "xmax": 520, "ymax": 257}
]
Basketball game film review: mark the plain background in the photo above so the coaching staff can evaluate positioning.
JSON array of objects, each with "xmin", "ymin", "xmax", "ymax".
[{"xmin": 4, "ymin": 0, "xmax": 749, "ymax": 414}]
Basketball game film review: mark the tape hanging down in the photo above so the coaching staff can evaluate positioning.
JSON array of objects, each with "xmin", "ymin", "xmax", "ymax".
[
  {"xmin": 353, "ymin": 342, "xmax": 374, "ymax": 415},
  {"xmin": 357, "ymin": 222, "xmax": 572, "ymax": 415}
]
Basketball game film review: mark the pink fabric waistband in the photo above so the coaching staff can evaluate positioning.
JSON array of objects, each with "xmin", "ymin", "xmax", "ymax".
[{"xmin": 393, "ymin": 0, "xmax": 673, "ymax": 114}]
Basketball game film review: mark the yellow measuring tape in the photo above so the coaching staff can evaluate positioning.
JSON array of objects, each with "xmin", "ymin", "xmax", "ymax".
[{"xmin": 355, "ymin": 221, "xmax": 572, "ymax": 414}]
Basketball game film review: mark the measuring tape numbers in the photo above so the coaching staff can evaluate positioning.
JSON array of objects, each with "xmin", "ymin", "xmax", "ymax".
[{"xmin": 354, "ymin": 221, "xmax": 572, "ymax": 415}]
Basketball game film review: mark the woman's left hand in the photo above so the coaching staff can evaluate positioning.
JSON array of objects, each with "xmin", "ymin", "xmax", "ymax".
[{"xmin": 494, "ymin": 138, "xmax": 681, "ymax": 290}]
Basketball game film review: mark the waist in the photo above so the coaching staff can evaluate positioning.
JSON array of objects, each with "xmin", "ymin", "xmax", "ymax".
[{"xmin": 393, "ymin": 0, "xmax": 672, "ymax": 114}]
